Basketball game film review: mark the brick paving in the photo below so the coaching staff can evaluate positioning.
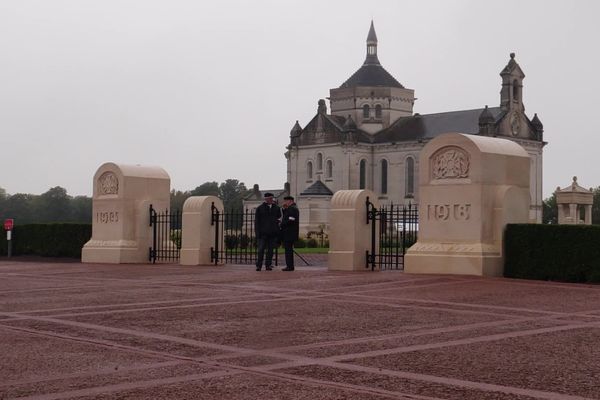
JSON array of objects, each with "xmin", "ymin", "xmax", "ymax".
[{"xmin": 1, "ymin": 259, "xmax": 600, "ymax": 399}]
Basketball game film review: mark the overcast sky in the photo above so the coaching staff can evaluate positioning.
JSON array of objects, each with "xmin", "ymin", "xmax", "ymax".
[{"xmin": 1, "ymin": 0, "xmax": 598, "ymax": 198}]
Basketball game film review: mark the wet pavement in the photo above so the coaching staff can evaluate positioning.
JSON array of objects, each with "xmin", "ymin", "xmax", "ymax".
[{"xmin": 1, "ymin": 259, "xmax": 600, "ymax": 399}]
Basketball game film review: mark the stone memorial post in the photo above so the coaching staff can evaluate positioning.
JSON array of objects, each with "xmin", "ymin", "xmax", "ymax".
[
  {"xmin": 405, "ymin": 133, "xmax": 530, "ymax": 277},
  {"xmin": 180, "ymin": 196, "xmax": 224, "ymax": 266},
  {"xmin": 82, "ymin": 162, "xmax": 170, "ymax": 264},
  {"xmin": 328, "ymin": 189, "xmax": 378, "ymax": 271}
]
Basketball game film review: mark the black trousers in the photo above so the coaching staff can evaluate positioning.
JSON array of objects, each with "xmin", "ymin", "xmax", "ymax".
[
  {"xmin": 256, "ymin": 234, "xmax": 278, "ymax": 268},
  {"xmin": 283, "ymin": 240, "xmax": 294, "ymax": 269}
]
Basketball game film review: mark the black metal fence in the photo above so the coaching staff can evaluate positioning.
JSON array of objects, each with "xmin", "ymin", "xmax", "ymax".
[
  {"xmin": 366, "ymin": 197, "xmax": 419, "ymax": 271},
  {"xmin": 149, "ymin": 205, "xmax": 182, "ymax": 263},
  {"xmin": 210, "ymin": 203, "xmax": 279, "ymax": 266}
]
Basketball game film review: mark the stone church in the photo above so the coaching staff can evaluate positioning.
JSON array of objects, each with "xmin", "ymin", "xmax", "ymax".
[{"xmin": 281, "ymin": 21, "xmax": 545, "ymax": 234}]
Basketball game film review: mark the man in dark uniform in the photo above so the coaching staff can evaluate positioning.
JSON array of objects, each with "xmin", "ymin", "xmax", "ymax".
[
  {"xmin": 280, "ymin": 195, "xmax": 299, "ymax": 271},
  {"xmin": 254, "ymin": 192, "xmax": 280, "ymax": 271}
]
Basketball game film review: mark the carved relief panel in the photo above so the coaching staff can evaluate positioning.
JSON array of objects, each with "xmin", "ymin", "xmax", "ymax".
[
  {"xmin": 98, "ymin": 172, "xmax": 119, "ymax": 196},
  {"xmin": 430, "ymin": 146, "xmax": 470, "ymax": 180}
]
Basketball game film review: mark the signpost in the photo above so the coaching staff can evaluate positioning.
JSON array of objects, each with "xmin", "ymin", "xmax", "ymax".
[{"xmin": 4, "ymin": 219, "xmax": 13, "ymax": 258}]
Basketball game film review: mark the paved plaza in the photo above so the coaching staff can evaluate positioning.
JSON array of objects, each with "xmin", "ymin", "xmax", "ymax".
[{"xmin": 1, "ymin": 259, "xmax": 600, "ymax": 399}]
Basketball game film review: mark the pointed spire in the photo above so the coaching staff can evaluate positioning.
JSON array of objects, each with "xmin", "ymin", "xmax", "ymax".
[
  {"xmin": 479, "ymin": 105, "xmax": 495, "ymax": 125},
  {"xmin": 501, "ymin": 52, "xmax": 524, "ymax": 78},
  {"xmin": 367, "ymin": 20, "xmax": 378, "ymax": 44},
  {"xmin": 364, "ymin": 20, "xmax": 380, "ymax": 65},
  {"xmin": 290, "ymin": 120, "xmax": 302, "ymax": 136},
  {"xmin": 531, "ymin": 113, "xmax": 543, "ymax": 131}
]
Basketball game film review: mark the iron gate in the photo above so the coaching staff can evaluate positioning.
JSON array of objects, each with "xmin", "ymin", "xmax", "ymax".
[
  {"xmin": 149, "ymin": 205, "xmax": 182, "ymax": 263},
  {"xmin": 210, "ymin": 203, "xmax": 279, "ymax": 266},
  {"xmin": 366, "ymin": 197, "xmax": 418, "ymax": 271}
]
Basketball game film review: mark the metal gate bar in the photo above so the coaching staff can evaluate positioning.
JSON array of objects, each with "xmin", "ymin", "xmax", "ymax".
[
  {"xmin": 149, "ymin": 205, "xmax": 182, "ymax": 263},
  {"xmin": 366, "ymin": 197, "xmax": 418, "ymax": 271},
  {"xmin": 210, "ymin": 203, "xmax": 278, "ymax": 266}
]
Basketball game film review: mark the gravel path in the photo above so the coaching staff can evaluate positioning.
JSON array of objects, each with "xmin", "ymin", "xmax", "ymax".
[{"xmin": 1, "ymin": 259, "xmax": 599, "ymax": 399}]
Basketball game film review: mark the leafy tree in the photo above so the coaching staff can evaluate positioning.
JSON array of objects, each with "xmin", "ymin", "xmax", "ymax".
[
  {"xmin": 2, "ymin": 193, "xmax": 36, "ymax": 224},
  {"xmin": 191, "ymin": 182, "xmax": 219, "ymax": 197},
  {"xmin": 170, "ymin": 190, "xmax": 191, "ymax": 213},
  {"xmin": 71, "ymin": 196, "xmax": 92, "ymax": 222},
  {"xmin": 542, "ymin": 193, "xmax": 557, "ymax": 224},
  {"xmin": 219, "ymin": 179, "xmax": 248, "ymax": 212},
  {"xmin": 36, "ymin": 186, "xmax": 72, "ymax": 222}
]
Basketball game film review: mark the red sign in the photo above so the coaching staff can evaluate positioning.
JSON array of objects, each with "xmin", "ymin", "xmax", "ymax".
[{"xmin": 4, "ymin": 219, "xmax": 13, "ymax": 231}]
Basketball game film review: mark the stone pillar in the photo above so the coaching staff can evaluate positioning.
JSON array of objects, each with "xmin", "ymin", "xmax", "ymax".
[
  {"xmin": 328, "ymin": 190, "xmax": 378, "ymax": 271},
  {"xmin": 82, "ymin": 162, "xmax": 170, "ymax": 264},
  {"xmin": 405, "ymin": 133, "xmax": 530, "ymax": 277},
  {"xmin": 585, "ymin": 205, "xmax": 593, "ymax": 225},
  {"xmin": 180, "ymin": 196, "xmax": 224, "ymax": 266},
  {"xmin": 569, "ymin": 204, "xmax": 578, "ymax": 223}
]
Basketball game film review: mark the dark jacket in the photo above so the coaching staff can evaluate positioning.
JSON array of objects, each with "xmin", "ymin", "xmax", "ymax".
[
  {"xmin": 280, "ymin": 203, "xmax": 299, "ymax": 242},
  {"xmin": 255, "ymin": 202, "xmax": 281, "ymax": 237}
]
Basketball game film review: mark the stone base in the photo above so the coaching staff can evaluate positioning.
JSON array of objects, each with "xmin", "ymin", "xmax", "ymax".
[
  {"xmin": 328, "ymin": 250, "xmax": 366, "ymax": 271},
  {"xmin": 180, "ymin": 248, "xmax": 218, "ymax": 266},
  {"xmin": 81, "ymin": 240, "xmax": 145, "ymax": 264},
  {"xmin": 404, "ymin": 242, "xmax": 503, "ymax": 277}
]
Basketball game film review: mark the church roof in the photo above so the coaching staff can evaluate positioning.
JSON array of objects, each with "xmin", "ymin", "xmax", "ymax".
[
  {"xmin": 340, "ymin": 64, "xmax": 404, "ymax": 89},
  {"xmin": 373, "ymin": 107, "xmax": 505, "ymax": 143},
  {"xmin": 300, "ymin": 180, "xmax": 334, "ymax": 196}
]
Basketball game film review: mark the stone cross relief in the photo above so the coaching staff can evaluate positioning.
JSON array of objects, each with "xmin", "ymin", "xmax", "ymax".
[
  {"xmin": 431, "ymin": 147, "xmax": 470, "ymax": 180},
  {"xmin": 98, "ymin": 172, "xmax": 119, "ymax": 196}
]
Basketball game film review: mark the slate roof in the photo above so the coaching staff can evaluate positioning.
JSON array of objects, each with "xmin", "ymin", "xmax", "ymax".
[
  {"xmin": 300, "ymin": 180, "xmax": 334, "ymax": 196},
  {"xmin": 372, "ymin": 107, "xmax": 505, "ymax": 143},
  {"xmin": 340, "ymin": 64, "xmax": 404, "ymax": 89}
]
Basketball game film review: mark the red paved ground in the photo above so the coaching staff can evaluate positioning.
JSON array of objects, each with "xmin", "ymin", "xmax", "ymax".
[{"xmin": 1, "ymin": 259, "xmax": 600, "ymax": 399}]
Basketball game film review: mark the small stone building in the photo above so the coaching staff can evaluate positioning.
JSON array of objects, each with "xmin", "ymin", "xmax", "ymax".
[{"xmin": 555, "ymin": 177, "xmax": 594, "ymax": 225}]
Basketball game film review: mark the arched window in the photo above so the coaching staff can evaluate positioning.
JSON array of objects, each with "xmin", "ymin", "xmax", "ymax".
[
  {"xmin": 317, "ymin": 153, "xmax": 323, "ymax": 170},
  {"xmin": 380, "ymin": 159, "xmax": 388, "ymax": 194},
  {"xmin": 405, "ymin": 157, "xmax": 415, "ymax": 196},
  {"xmin": 359, "ymin": 159, "xmax": 366, "ymax": 189},
  {"xmin": 513, "ymin": 79, "xmax": 519, "ymax": 101},
  {"xmin": 375, "ymin": 104, "xmax": 382, "ymax": 119},
  {"xmin": 362, "ymin": 104, "xmax": 370, "ymax": 119},
  {"xmin": 326, "ymin": 159, "xmax": 333, "ymax": 178},
  {"xmin": 307, "ymin": 161, "xmax": 313, "ymax": 180}
]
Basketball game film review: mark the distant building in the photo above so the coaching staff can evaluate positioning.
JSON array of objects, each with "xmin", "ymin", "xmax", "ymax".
[{"xmin": 285, "ymin": 21, "xmax": 545, "ymax": 233}]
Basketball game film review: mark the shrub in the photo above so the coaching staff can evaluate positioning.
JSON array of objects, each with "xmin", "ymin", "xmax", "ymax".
[
  {"xmin": 306, "ymin": 238, "xmax": 318, "ymax": 248},
  {"xmin": 504, "ymin": 224, "xmax": 600, "ymax": 283},
  {"xmin": 294, "ymin": 238, "xmax": 306, "ymax": 248},
  {"xmin": 0, "ymin": 223, "xmax": 92, "ymax": 258},
  {"xmin": 224, "ymin": 234, "xmax": 238, "ymax": 249}
]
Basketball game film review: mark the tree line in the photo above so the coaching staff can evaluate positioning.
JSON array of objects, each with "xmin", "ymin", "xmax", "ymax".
[
  {"xmin": 1, "ymin": 182, "xmax": 598, "ymax": 225},
  {"xmin": 0, "ymin": 179, "xmax": 250, "ymax": 225}
]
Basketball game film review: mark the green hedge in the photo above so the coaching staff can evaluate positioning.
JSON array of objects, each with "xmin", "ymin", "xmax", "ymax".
[
  {"xmin": 504, "ymin": 224, "xmax": 600, "ymax": 283},
  {"xmin": 0, "ymin": 224, "xmax": 92, "ymax": 258}
]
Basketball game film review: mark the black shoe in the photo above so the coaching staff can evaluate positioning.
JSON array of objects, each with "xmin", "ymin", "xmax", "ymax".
[
  {"xmin": 265, "ymin": 266, "xmax": 273, "ymax": 271},
  {"xmin": 282, "ymin": 267, "xmax": 294, "ymax": 271},
  {"xmin": 256, "ymin": 267, "xmax": 261, "ymax": 271}
]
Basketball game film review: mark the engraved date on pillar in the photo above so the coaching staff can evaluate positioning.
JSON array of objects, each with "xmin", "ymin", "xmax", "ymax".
[
  {"xmin": 427, "ymin": 204, "xmax": 470, "ymax": 221},
  {"xmin": 96, "ymin": 211, "xmax": 119, "ymax": 224}
]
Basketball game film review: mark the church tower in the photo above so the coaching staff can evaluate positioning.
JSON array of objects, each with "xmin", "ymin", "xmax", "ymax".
[{"xmin": 329, "ymin": 21, "xmax": 415, "ymax": 134}]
